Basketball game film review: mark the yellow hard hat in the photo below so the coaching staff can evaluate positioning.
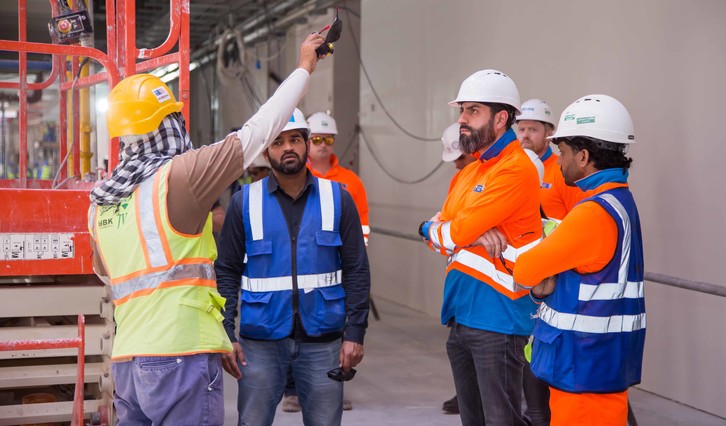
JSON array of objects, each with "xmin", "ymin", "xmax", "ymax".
[{"xmin": 106, "ymin": 74, "xmax": 184, "ymax": 138}]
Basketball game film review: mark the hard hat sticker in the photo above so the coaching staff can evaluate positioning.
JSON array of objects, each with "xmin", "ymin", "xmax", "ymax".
[
  {"xmin": 289, "ymin": 114, "xmax": 296, "ymax": 122},
  {"xmin": 576, "ymin": 116, "xmax": 595, "ymax": 124},
  {"xmin": 152, "ymin": 87, "xmax": 171, "ymax": 103}
]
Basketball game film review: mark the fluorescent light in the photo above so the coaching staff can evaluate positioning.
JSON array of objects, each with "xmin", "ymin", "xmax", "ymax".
[
  {"xmin": 160, "ymin": 70, "xmax": 180, "ymax": 83},
  {"xmin": 96, "ymin": 97, "xmax": 108, "ymax": 113}
]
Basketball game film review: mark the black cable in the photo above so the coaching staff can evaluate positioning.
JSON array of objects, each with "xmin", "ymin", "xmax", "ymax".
[
  {"xmin": 358, "ymin": 126, "xmax": 445, "ymax": 184},
  {"xmin": 337, "ymin": 125, "xmax": 361, "ymax": 165},
  {"xmin": 341, "ymin": 6, "xmax": 440, "ymax": 142}
]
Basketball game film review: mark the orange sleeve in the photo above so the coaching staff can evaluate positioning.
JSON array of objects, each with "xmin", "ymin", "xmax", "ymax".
[
  {"xmin": 349, "ymin": 176, "xmax": 369, "ymax": 228},
  {"xmin": 555, "ymin": 171, "xmax": 588, "ymax": 215},
  {"xmin": 447, "ymin": 170, "xmax": 461, "ymax": 194},
  {"xmin": 513, "ymin": 201, "xmax": 618, "ymax": 287},
  {"xmin": 449, "ymin": 164, "xmax": 539, "ymax": 246}
]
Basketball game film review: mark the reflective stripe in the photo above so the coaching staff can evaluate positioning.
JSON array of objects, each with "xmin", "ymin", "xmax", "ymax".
[
  {"xmin": 428, "ymin": 222, "xmax": 442, "ymax": 249},
  {"xmin": 242, "ymin": 270, "xmax": 342, "ymax": 292},
  {"xmin": 361, "ymin": 225, "xmax": 370, "ymax": 235},
  {"xmin": 440, "ymin": 222, "xmax": 457, "ymax": 252},
  {"xmin": 501, "ymin": 237, "xmax": 542, "ymax": 263},
  {"xmin": 88, "ymin": 205, "xmax": 97, "ymax": 239},
  {"xmin": 599, "ymin": 193, "xmax": 631, "ymax": 287},
  {"xmin": 450, "ymin": 249, "xmax": 516, "ymax": 293},
  {"xmin": 110, "ymin": 263, "xmax": 215, "ymax": 301},
  {"xmin": 538, "ymin": 302, "xmax": 646, "ymax": 334},
  {"xmin": 579, "ymin": 281, "xmax": 644, "ymax": 301},
  {"xmin": 138, "ymin": 177, "xmax": 168, "ymax": 268},
  {"xmin": 249, "ymin": 180, "xmax": 264, "ymax": 241},
  {"xmin": 319, "ymin": 179, "xmax": 335, "ymax": 231}
]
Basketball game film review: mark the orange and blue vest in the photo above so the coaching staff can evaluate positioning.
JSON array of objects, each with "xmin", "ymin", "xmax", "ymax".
[
  {"xmin": 530, "ymin": 169, "xmax": 646, "ymax": 393},
  {"xmin": 240, "ymin": 177, "xmax": 346, "ymax": 340}
]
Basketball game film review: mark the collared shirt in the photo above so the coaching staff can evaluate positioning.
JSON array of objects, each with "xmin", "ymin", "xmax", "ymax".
[{"xmin": 215, "ymin": 170, "xmax": 371, "ymax": 344}]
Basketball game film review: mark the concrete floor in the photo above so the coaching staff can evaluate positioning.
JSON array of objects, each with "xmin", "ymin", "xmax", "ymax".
[{"xmin": 223, "ymin": 298, "xmax": 726, "ymax": 426}]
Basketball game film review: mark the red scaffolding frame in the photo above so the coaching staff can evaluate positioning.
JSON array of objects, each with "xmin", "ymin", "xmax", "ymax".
[
  {"xmin": 0, "ymin": 0, "xmax": 191, "ymax": 277},
  {"xmin": 0, "ymin": 315, "xmax": 86, "ymax": 425},
  {"xmin": 0, "ymin": 1, "xmax": 192, "ymax": 423},
  {"xmin": 0, "ymin": 0, "xmax": 191, "ymax": 185}
]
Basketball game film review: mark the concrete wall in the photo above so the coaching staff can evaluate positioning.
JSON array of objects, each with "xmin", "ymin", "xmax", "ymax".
[{"xmin": 358, "ymin": 0, "xmax": 726, "ymax": 418}]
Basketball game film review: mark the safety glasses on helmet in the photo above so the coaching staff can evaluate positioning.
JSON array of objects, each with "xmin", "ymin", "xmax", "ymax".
[{"xmin": 311, "ymin": 136, "xmax": 335, "ymax": 146}]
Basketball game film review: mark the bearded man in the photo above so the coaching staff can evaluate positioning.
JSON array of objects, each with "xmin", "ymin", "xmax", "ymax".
[{"xmin": 418, "ymin": 70, "xmax": 542, "ymax": 426}]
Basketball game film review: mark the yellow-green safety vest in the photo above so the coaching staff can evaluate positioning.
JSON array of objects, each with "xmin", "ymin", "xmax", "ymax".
[{"xmin": 88, "ymin": 161, "xmax": 232, "ymax": 359}]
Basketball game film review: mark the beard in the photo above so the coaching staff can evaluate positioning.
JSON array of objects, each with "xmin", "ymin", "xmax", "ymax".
[
  {"xmin": 459, "ymin": 118, "xmax": 497, "ymax": 155},
  {"xmin": 269, "ymin": 149, "xmax": 308, "ymax": 175}
]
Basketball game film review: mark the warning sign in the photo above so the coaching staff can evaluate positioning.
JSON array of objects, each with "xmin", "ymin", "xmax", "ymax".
[{"xmin": 1, "ymin": 233, "xmax": 75, "ymax": 260}]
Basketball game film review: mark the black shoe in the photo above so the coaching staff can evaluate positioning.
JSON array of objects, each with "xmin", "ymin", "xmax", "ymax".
[{"xmin": 442, "ymin": 395, "xmax": 459, "ymax": 414}]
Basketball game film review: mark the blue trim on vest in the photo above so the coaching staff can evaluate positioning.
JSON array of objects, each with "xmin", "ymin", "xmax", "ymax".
[
  {"xmin": 239, "ymin": 177, "xmax": 346, "ymax": 340},
  {"xmin": 575, "ymin": 168, "xmax": 629, "ymax": 191},
  {"xmin": 479, "ymin": 128, "xmax": 518, "ymax": 161},
  {"xmin": 540, "ymin": 146, "xmax": 553, "ymax": 162},
  {"xmin": 530, "ymin": 187, "xmax": 645, "ymax": 393}
]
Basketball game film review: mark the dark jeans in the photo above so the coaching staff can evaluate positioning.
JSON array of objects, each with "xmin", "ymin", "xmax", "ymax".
[
  {"xmin": 523, "ymin": 360, "xmax": 551, "ymax": 426},
  {"xmin": 446, "ymin": 320, "xmax": 529, "ymax": 426}
]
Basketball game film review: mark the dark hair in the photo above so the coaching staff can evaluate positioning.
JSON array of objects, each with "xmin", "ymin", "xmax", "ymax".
[
  {"xmin": 556, "ymin": 136, "xmax": 633, "ymax": 170},
  {"xmin": 484, "ymin": 103, "xmax": 517, "ymax": 129}
]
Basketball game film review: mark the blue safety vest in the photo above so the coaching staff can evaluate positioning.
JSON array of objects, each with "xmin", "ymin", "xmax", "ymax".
[
  {"xmin": 240, "ymin": 177, "xmax": 346, "ymax": 340},
  {"xmin": 531, "ymin": 187, "xmax": 646, "ymax": 393}
]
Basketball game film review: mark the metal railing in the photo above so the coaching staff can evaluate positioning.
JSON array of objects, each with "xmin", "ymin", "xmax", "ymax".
[{"xmin": 371, "ymin": 226, "xmax": 726, "ymax": 298}]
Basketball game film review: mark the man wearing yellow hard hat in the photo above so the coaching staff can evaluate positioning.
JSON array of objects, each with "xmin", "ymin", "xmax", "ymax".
[{"xmin": 88, "ymin": 34, "xmax": 326, "ymax": 425}]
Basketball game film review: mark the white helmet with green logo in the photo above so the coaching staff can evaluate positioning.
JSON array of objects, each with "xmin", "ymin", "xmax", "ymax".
[
  {"xmin": 307, "ymin": 112, "xmax": 338, "ymax": 135},
  {"xmin": 516, "ymin": 99, "xmax": 556, "ymax": 127},
  {"xmin": 549, "ymin": 94, "xmax": 635, "ymax": 144}
]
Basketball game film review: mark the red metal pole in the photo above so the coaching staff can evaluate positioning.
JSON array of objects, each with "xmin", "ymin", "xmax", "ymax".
[
  {"xmin": 137, "ymin": 0, "xmax": 181, "ymax": 60},
  {"xmin": 59, "ymin": 56, "xmax": 68, "ymax": 183},
  {"xmin": 179, "ymin": 0, "xmax": 190, "ymax": 130},
  {"xmin": 73, "ymin": 314, "xmax": 85, "ymax": 426},
  {"xmin": 18, "ymin": 0, "xmax": 28, "ymax": 187},
  {"xmin": 0, "ymin": 41, "xmax": 120, "ymax": 86},
  {"xmin": 124, "ymin": 0, "xmax": 137, "ymax": 77},
  {"xmin": 106, "ymin": 0, "xmax": 117, "ymax": 70}
]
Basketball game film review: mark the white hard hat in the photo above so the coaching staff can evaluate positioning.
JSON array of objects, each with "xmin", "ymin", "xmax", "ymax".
[
  {"xmin": 440, "ymin": 122, "xmax": 462, "ymax": 162},
  {"xmin": 523, "ymin": 148, "xmax": 545, "ymax": 184},
  {"xmin": 516, "ymin": 99, "xmax": 557, "ymax": 127},
  {"xmin": 282, "ymin": 108, "xmax": 310, "ymax": 139},
  {"xmin": 307, "ymin": 112, "xmax": 338, "ymax": 135},
  {"xmin": 549, "ymin": 94, "xmax": 635, "ymax": 144},
  {"xmin": 449, "ymin": 69, "xmax": 521, "ymax": 114},
  {"xmin": 250, "ymin": 154, "xmax": 271, "ymax": 169}
]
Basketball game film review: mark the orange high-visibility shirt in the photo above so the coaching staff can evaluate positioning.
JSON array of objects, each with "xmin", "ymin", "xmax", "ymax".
[
  {"xmin": 513, "ymin": 182, "xmax": 626, "ymax": 287},
  {"xmin": 309, "ymin": 154, "xmax": 370, "ymax": 243},
  {"xmin": 441, "ymin": 143, "xmax": 541, "ymax": 248},
  {"xmin": 436, "ymin": 140, "xmax": 542, "ymax": 300},
  {"xmin": 540, "ymin": 150, "xmax": 588, "ymax": 220}
]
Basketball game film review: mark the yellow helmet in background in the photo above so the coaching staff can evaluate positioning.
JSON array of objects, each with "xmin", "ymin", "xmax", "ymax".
[{"xmin": 106, "ymin": 74, "xmax": 184, "ymax": 138}]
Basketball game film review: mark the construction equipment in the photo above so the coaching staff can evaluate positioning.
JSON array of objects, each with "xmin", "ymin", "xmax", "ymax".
[{"xmin": 0, "ymin": 0, "xmax": 191, "ymax": 424}]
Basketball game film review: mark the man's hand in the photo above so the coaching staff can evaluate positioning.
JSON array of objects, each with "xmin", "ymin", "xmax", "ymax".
[
  {"xmin": 532, "ymin": 275, "xmax": 557, "ymax": 298},
  {"xmin": 339, "ymin": 341, "xmax": 364, "ymax": 371},
  {"xmin": 222, "ymin": 341, "xmax": 246, "ymax": 380},
  {"xmin": 472, "ymin": 228, "xmax": 508, "ymax": 258},
  {"xmin": 298, "ymin": 33, "xmax": 326, "ymax": 74}
]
